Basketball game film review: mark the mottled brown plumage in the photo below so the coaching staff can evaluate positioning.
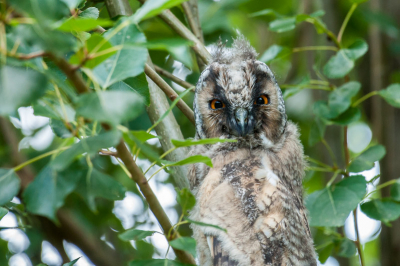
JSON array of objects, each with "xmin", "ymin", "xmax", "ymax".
[{"xmin": 189, "ymin": 37, "xmax": 317, "ymax": 266}]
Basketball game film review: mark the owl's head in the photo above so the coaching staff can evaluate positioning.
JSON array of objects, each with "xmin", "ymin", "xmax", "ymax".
[{"xmin": 194, "ymin": 36, "xmax": 287, "ymax": 146}]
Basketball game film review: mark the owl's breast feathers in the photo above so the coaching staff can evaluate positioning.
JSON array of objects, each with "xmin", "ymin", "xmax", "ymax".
[{"xmin": 189, "ymin": 123, "xmax": 317, "ymax": 266}]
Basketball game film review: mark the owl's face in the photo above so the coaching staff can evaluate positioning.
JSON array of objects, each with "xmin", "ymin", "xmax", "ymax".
[{"xmin": 194, "ymin": 59, "xmax": 287, "ymax": 145}]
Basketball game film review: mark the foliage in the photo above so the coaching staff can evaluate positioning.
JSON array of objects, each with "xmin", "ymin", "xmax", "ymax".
[{"xmin": 0, "ymin": 0, "xmax": 399, "ymax": 265}]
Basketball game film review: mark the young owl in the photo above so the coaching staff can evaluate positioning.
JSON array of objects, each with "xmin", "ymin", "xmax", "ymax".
[{"xmin": 188, "ymin": 37, "xmax": 317, "ymax": 266}]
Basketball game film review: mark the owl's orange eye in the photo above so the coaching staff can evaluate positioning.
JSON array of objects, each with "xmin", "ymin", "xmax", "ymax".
[
  {"xmin": 210, "ymin": 99, "xmax": 225, "ymax": 109},
  {"xmin": 254, "ymin": 95, "xmax": 269, "ymax": 105}
]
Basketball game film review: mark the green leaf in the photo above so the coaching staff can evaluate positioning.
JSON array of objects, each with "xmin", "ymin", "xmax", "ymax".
[
  {"xmin": 129, "ymin": 259, "xmax": 191, "ymax": 266},
  {"xmin": 361, "ymin": 199, "xmax": 400, "ymax": 223},
  {"xmin": 390, "ymin": 180, "xmax": 400, "ymax": 201},
  {"xmin": 379, "ymin": 83, "xmax": 400, "ymax": 108},
  {"xmin": 75, "ymin": 91, "xmax": 144, "ymax": 126},
  {"xmin": 49, "ymin": 119, "xmax": 73, "ymax": 139},
  {"xmin": 329, "ymin": 107, "xmax": 361, "ymax": 125},
  {"xmin": 23, "ymin": 166, "xmax": 82, "ymax": 221},
  {"xmin": 328, "ymin": 81, "xmax": 361, "ymax": 117},
  {"xmin": 0, "ymin": 66, "xmax": 49, "ymax": 115},
  {"xmin": 176, "ymin": 188, "xmax": 196, "ymax": 213},
  {"xmin": 0, "ymin": 207, "xmax": 8, "ymax": 221},
  {"xmin": 348, "ymin": 145, "xmax": 386, "ymax": 173},
  {"xmin": 110, "ymin": 73, "xmax": 150, "ymax": 106},
  {"xmin": 129, "ymin": 131, "xmax": 159, "ymax": 142},
  {"xmin": 0, "ymin": 169, "xmax": 21, "ymax": 206},
  {"xmin": 343, "ymin": 39, "xmax": 368, "ymax": 60},
  {"xmin": 79, "ymin": 7, "xmax": 99, "ymax": 19},
  {"xmin": 92, "ymin": 19, "xmax": 148, "ymax": 88},
  {"xmin": 63, "ymin": 257, "xmax": 81, "ymax": 266},
  {"xmin": 171, "ymin": 138, "xmax": 236, "ymax": 148},
  {"xmin": 169, "ymin": 155, "xmax": 212, "ymax": 167},
  {"xmin": 58, "ymin": 18, "xmax": 113, "ymax": 32},
  {"xmin": 317, "ymin": 242, "xmax": 334, "ymax": 264},
  {"xmin": 146, "ymin": 39, "xmax": 194, "ymax": 68},
  {"xmin": 269, "ymin": 17, "xmax": 296, "ymax": 33},
  {"xmin": 337, "ymin": 238, "xmax": 356, "ymax": 258},
  {"xmin": 119, "ymin": 229, "xmax": 157, "ymax": 241},
  {"xmin": 323, "ymin": 50, "xmax": 355, "ymax": 79},
  {"xmin": 11, "ymin": 0, "xmax": 70, "ymax": 24},
  {"xmin": 51, "ymin": 130, "xmax": 121, "ymax": 171},
  {"xmin": 169, "ymin": 237, "xmax": 197, "ymax": 257},
  {"xmin": 249, "ymin": 9, "xmax": 278, "ymax": 18},
  {"xmin": 70, "ymin": 33, "xmax": 115, "ymax": 69},
  {"xmin": 306, "ymin": 175, "xmax": 366, "ymax": 227},
  {"xmin": 132, "ymin": 0, "xmax": 188, "ymax": 22},
  {"xmin": 308, "ymin": 118, "xmax": 326, "ymax": 146},
  {"xmin": 259, "ymin": 45, "xmax": 290, "ymax": 63},
  {"xmin": 75, "ymin": 167, "xmax": 126, "ymax": 211},
  {"xmin": 185, "ymin": 217, "xmax": 227, "ymax": 232}
]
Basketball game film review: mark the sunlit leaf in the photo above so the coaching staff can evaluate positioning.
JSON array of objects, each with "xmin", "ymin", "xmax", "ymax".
[
  {"xmin": 379, "ymin": 84, "xmax": 400, "ymax": 108},
  {"xmin": 119, "ymin": 229, "xmax": 157, "ymax": 241},
  {"xmin": 0, "ymin": 66, "xmax": 49, "ymax": 116},
  {"xmin": 23, "ymin": 166, "xmax": 82, "ymax": 221},
  {"xmin": 51, "ymin": 130, "xmax": 121, "ymax": 171},
  {"xmin": 75, "ymin": 91, "xmax": 144, "ymax": 126},
  {"xmin": 361, "ymin": 199, "xmax": 400, "ymax": 223},
  {"xmin": 348, "ymin": 145, "xmax": 386, "ymax": 173},
  {"xmin": 176, "ymin": 188, "xmax": 196, "ymax": 213},
  {"xmin": 70, "ymin": 33, "xmax": 115, "ymax": 69},
  {"xmin": 0, "ymin": 169, "xmax": 21, "ymax": 206},
  {"xmin": 306, "ymin": 175, "xmax": 366, "ymax": 227},
  {"xmin": 171, "ymin": 138, "xmax": 236, "ymax": 147},
  {"xmin": 58, "ymin": 18, "xmax": 113, "ymax": 32},
  {"xmin": 129, "ymin": 131, "xmax": 159, "ymax": 143},
  {"xmin": 169, "ymin": 237, "xmax": 197, "ymax": 257},
  {"xmin": 132, "ymin": 0, "xmax": 188, "ymax": 22},
  {"xmin": 75, "ymin": 167, "xmax": 126, "ymax": 211}
]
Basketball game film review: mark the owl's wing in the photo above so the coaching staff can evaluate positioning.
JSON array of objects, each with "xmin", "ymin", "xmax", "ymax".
[{"xmin": 207, "ymin": 236, "xmax": 239, "ymax": 266}]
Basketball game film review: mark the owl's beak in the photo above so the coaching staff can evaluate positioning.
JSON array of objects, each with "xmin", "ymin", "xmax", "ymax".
[{"xmin": 234, "ymin": 108, "xmax": 253, "ymax": 137}]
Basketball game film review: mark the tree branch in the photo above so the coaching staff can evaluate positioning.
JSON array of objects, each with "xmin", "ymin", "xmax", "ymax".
[
  {"xmin": 154, "ymin": 65, "xmax": 195, "ymax": 91},
  {"xmin": 182, "ymin": 0, "xmax": 204, "ymax": 43},
  {"xmin": 104, "ymin": 0, "xmax": 133, "ymax": 18},
  {"xmin": 137, "ymin": 0, "xmax": 210, "ymax": 64},
  {"xmin": 49, "ymin": 54, "xmax": 196, "ymax": 264},
  {"xmin": 145, "ymin": 64, "xmax": 195, "ymax": 125}
]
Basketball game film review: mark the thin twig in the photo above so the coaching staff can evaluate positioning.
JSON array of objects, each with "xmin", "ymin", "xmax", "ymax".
[
  {"xmin": 145, "ymin": 64, "xmax": 195, "ymax": 125},
  {"xmin": 99, "ymin": 150, "xmax": 119, "ymax": 157},
  {"xmin": 353, "ymin": 209, "xmax": 365, "ymax": 266},
  {"xmin": 154, "ymin": 65, "xmax": 195, "ymax": 91},
  {"xmin": 337, "ymin": 3, "xmax": 358, "ymax": 43},
  {"xmin": 343, "ymin": 126, "xmax": 350, "ymax": 176}
]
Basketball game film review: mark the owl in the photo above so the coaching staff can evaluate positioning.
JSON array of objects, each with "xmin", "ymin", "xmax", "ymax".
[{"xmin": 188, "ymin": 36, "xmax": 317, "ymax": 266}]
